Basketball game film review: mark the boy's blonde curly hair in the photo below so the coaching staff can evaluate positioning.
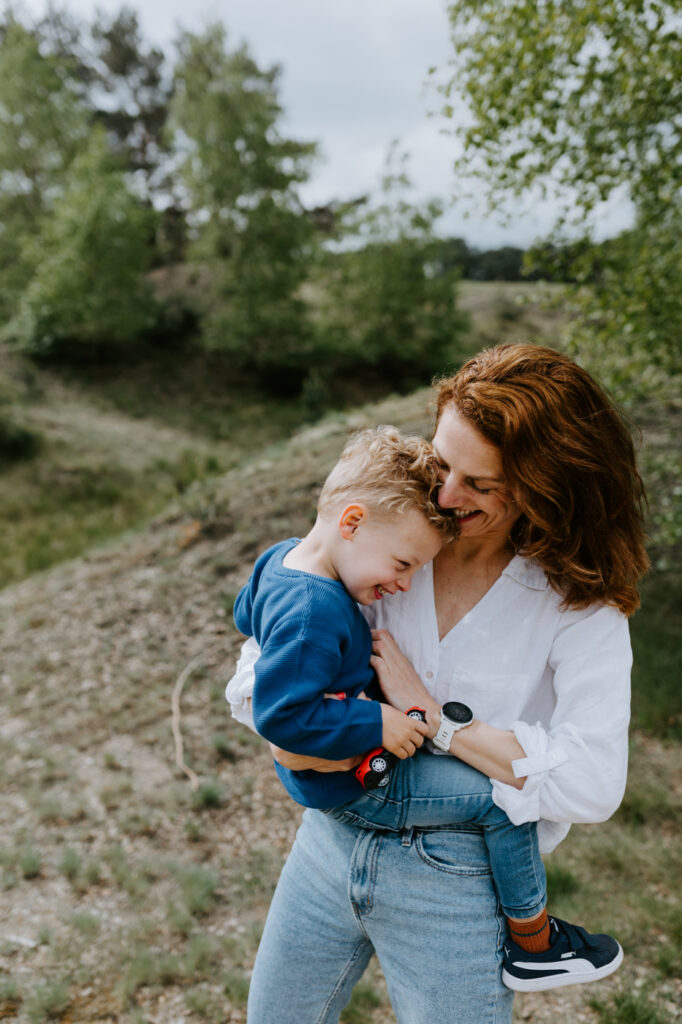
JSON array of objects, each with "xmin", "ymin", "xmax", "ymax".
[{"xmin": 318, "ymin": 425, "xmax": 459, "ymax": 540}]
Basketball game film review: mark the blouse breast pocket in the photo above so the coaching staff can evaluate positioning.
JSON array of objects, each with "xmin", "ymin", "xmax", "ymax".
[{"xmin": 447, "ymin": 671, "xmax": 529, "ymax": 724}]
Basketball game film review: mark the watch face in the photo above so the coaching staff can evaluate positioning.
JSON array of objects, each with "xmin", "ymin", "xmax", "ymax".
[{"xmin": 442, "ymin": 701, "xmax": 473, "ymax": 725}]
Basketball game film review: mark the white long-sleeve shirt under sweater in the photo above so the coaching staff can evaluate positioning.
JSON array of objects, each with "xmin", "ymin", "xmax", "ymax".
[{"xmin": 226, "ymin": 554, "xmax": 632, "ymax": 854}]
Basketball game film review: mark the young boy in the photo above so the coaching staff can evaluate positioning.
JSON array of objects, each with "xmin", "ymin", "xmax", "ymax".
[{"xmin": 233, "ymin": 426, "xmax": 623, "ymax": 993}]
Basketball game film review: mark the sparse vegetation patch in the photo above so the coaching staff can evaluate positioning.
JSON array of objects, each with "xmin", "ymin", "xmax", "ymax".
[{"xmin": 0, "ymin": 356, "xmax": 678, "ymax": 1024}]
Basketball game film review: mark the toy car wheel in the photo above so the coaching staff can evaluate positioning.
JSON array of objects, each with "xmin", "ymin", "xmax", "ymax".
[
  {"xmin": 406, "ymin": 707, "xmax": 427, "ymax": 722},
  {"xmin": 369, "ymin": 754, "xmax": 389, "ymax": 774}
]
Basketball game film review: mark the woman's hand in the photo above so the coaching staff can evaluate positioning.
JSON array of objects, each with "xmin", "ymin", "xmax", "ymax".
[
  {"xmin": 370, "ymin": 629, "xmax": 440, "ymax": 733},
  {"xmin": 371, "ymin": 630, "xmax": 525, "ymax": 786},
  {"xmin": 268, "ymin": 744, "xmax": 363, "ymax": 773}
]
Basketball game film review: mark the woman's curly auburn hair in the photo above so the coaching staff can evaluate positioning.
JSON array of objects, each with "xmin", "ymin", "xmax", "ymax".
[{"xmin": 435, "ymin": 344, "xmax": 649, "ymax": 615}]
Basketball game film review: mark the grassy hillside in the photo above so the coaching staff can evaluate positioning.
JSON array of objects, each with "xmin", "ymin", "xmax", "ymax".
[
  {"xmin": 0, "ymin": 280, "xmax": 565, "ymax": 588},
  {"xmin": 0, "ymin": 386, "xmax": 679, "ymax": 1024}
]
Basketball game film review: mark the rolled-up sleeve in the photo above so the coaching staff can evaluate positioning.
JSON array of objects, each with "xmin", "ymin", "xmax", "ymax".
[{"xmin": 491, "ymin": 604, "xmax": 631, "ymax": 846}]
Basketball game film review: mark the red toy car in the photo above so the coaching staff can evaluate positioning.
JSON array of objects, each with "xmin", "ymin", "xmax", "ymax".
[{"xmin": 355, "ymin": 707, "xmax": 427, "ymax": 790}]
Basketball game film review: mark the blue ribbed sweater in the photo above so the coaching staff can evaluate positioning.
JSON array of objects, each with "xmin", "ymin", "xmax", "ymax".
[{"xmin": 233, "ymin": 538, "xmax": 384, "ymax": 807}]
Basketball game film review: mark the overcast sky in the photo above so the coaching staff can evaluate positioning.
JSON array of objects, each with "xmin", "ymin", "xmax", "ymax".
[{"xmin": 25, "ymin": 0, "xmax": 633, "ymax": 248}]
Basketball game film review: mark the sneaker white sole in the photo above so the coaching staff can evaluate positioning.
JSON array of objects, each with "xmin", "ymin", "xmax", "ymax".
[{"xmin": 502, "ymin": 944, "xmax": 624, "ymax": 992}]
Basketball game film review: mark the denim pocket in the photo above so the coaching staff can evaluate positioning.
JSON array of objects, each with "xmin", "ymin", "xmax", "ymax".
[{"xmin": 415, "ymin": 828, "xmax": 493, "ymax": 875}]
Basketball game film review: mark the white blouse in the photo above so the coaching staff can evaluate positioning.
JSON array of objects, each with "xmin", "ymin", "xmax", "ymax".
[{"xmin": 226, "ymin": 554, "xmax": 632, "ymax": 853}]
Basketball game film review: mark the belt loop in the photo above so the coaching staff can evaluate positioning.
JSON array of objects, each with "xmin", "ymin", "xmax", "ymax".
[{"xmin": 401, "ymin": 826, "xmax": 414, "ymax": 848}]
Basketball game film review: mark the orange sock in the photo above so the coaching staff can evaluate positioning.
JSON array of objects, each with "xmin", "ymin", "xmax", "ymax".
[{"xmin": 507, "ymin": 910, "xmax": 551, "ymax": 953}]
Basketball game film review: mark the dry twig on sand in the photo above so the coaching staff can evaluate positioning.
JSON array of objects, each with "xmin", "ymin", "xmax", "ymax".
[{"xmin": 171, "ymin": 653, "xmax": 205, "ymax": 790}]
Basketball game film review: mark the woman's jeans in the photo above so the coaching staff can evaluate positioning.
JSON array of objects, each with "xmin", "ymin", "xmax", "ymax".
[
  {"xmin": 325, "ymin": 749, "xmax": 546, "ymax": 920},
  {"xmin": 248, "ymin": 807, "xmax": 515, "ymax": 1024}
]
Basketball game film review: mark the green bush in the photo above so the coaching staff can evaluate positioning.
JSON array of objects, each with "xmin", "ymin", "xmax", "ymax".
[
  {"xmin": 590, "ymin": 989, "xmax": 668, "ymax": 1024},
  {"xmin": 317, "ymin": 236, "xmax": 465, "ymax": 392},
  {"xmin": 222, "ymin": 967, "xmax": 249, "ymax": 1006},
  {"xmin": 630, "ymin": 571, "xmax": 682, "ymax": 740},
  {"xmin": 0, "ymin": 20, "xmax": 88, "ymax": 323},
  {"xmin": 58, "ymin": 847, "xmax": 81, "ymax": 882},
  {"xmin": 169, "ymin": 26, "xmax": 317, "ymax": 392},
  {"xmin": 544, "ymin": 861, "xmax": 579, "ymax": 900},
  {"xmin": 443, "ymin": 0, "xmax": 682, "ymax": 403},
  {"xmin": 191, "ymin": 779, "xmax": 225, "ymax": 810},
  {"xmin": 7, "ymin": 129, "xmax": 157, "ymax": 358},
  {"xmin": 19, "ymin": 848, "xmax": 41, "ymax": 879},
  {"xmin": 24, "ymin": 979, "xmax": 69, "ymax": 1023},
  {"xmin": 340, "ymin": 980, "xmax": 383, "ymax": 1023},
  {"xmin": 313, "ymin": 157, "xmax": 468, "ymax": 396},
  {"xmin": 201, "ymin": 197, "xmax": 318, "ymax": 394},
  {"xmin": 0, "ymin": 414, "xmax": 42, "ymax": 463},
  {"xmin": 0, "ymin": 977, "xmax": 20, "ymax": 1002},
  {"xmin": 175, "ymin": 864, "xmax": 220, "ymax": 916}
]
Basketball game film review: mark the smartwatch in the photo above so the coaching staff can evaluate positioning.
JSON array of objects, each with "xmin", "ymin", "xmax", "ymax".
[{"xmin": 432, "ymin": 701, "xmax": 474, "ymax": 752}]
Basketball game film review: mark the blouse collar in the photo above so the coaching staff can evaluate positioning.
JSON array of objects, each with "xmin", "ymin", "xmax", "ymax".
[{"xmin": 502, "ymin": 554, "xmax": 548, "ymax": 591}]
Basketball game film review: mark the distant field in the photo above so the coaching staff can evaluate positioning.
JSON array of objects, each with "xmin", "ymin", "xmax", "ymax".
[{"xmin": 457, "ymin": 279, "xmax": 567, "ymax": 347}]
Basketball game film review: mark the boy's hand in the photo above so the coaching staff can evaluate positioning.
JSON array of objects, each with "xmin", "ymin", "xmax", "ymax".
[{"xmin": 380, "ymin": 703, "xmax": 428, "ymax": 758}]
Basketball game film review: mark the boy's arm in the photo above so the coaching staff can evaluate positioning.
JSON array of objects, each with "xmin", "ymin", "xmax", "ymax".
[
  {"xmin": 251, "ymin": 627, "xmax": 384, "ymax": 760},
  {"xmin": 225, "ymin": 638, "xmax": 360, "ymax": 765},
  {"xmin": 232, "ymin": 581, "xmax": 253, "ymax": 639}
]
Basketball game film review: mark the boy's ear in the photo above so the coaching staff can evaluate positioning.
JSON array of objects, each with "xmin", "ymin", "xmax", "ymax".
[{"xmin": 338, "ymin": 503, "xmax": 367, "ymax": 539}]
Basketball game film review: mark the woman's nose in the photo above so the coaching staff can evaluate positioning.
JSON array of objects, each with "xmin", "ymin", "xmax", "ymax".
[{"xmin": 437, "ymin": 474, "xmax": 463, "ymax": 508}]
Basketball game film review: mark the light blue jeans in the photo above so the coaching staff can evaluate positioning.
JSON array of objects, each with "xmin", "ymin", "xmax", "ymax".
[
  {"xmin": 325, "ymin": 749, "xmax": 546, "ymax": 920},
  {"xmin": 247, "ymin": 807, "xmax": 515, "ymax": 1024}
]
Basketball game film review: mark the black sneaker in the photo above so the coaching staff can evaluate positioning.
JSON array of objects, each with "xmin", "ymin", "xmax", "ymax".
[{"xmin": 501, "ymin": 916, "xmax": 624, "ymax": 992}]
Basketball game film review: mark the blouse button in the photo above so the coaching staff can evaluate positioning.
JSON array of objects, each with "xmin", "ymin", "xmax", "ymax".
[{"xmin": 426, "ymin": 671, "xmax": 434, "ymax": 679}]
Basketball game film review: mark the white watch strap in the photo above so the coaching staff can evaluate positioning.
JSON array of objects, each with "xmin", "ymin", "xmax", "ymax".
[{"xmin": 432, "ymin": 717, "xmax": 457, "ymax": 752}]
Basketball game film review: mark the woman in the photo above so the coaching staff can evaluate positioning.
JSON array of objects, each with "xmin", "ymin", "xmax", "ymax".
[{"xmin": 227, "ymin": 344, "xmax": 648, "ymax": 1023}]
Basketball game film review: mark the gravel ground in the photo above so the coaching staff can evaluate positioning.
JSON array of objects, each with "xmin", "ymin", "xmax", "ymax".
[{"xmin": 0, "ymin": 406, "xmax": 675, "ymax": 1023}]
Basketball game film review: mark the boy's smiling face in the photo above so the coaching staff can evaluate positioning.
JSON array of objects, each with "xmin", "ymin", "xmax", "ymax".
[{"xmin": 335, "ymin": 506, "xmax": 444, "ymax": 606}]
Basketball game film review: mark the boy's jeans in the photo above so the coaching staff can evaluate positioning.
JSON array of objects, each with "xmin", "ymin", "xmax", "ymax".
[{"xmin": 324, "ymin": 748, "xmax": 546, "ymax": 919}]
